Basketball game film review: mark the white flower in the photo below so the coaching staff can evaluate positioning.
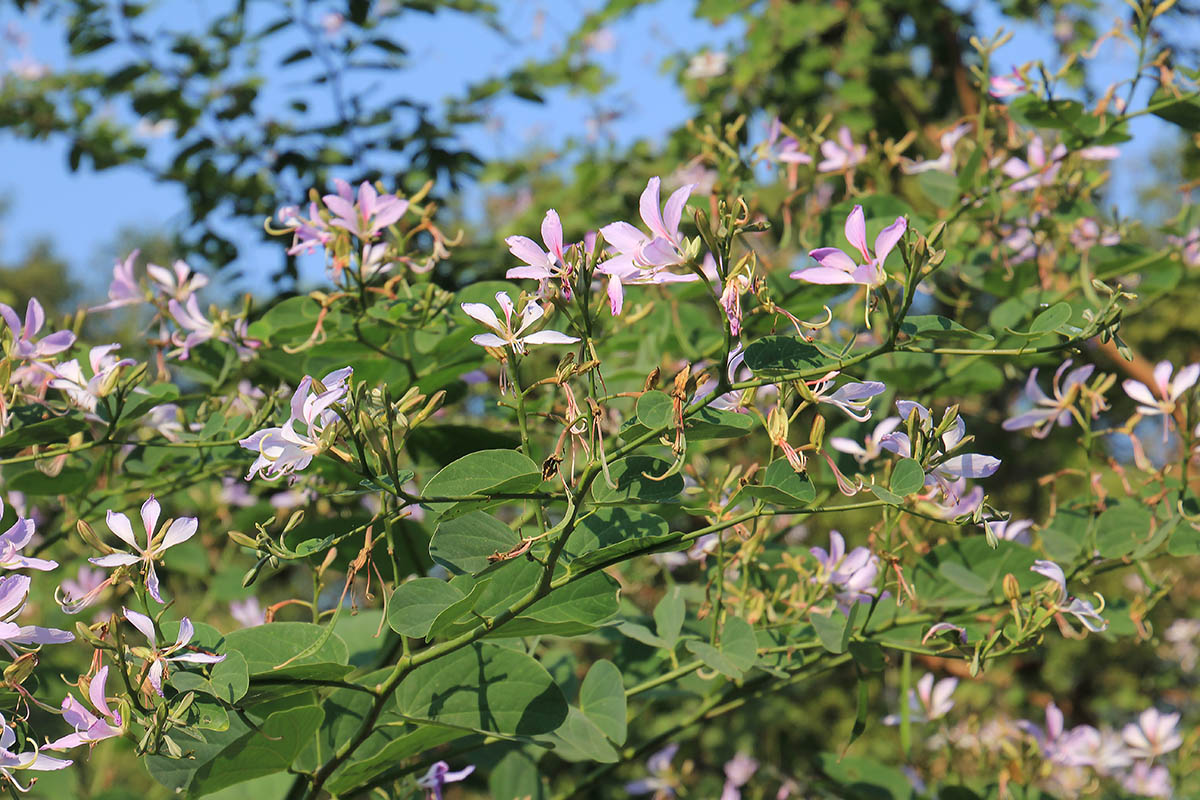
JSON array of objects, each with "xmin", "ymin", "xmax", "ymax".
[
  {"xmin": 123, "ymin": 609, "xmax": 224, "ymax": 696},
  {"xmin": 460, "ymin": 292, "xmax": 578, "ymax": 355},
  {"xmin": 89, "ymin": 495, "xmax": 198, "ymax": 604},
  {"xmin": 1122, "ymin": 708, "xmax": 1183, "ymax": 759}
]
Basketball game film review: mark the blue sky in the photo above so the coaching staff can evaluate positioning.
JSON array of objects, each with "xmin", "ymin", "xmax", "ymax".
[{"xmin": 0, "ymin": 0, "xmax": 1189, "ymax": 296}]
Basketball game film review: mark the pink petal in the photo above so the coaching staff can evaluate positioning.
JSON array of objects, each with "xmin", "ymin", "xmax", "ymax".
[
  {"xmin": 809, "ymin": 247, "xmax": 857, "ymax": 273},
  {"xmin": 638, "ymin": 177, "xmax": 668, "ymax": 241},
  {"xmin": 541, "ymin": 209, "xmax": 564, "ymax": 260},
  {"xmin": 790, "ymin": 267, "xmax": 857, "ymax": 285},
  {"xmin": 874, "ymin": 217, "xmax": 907, "ymax": 263},
  {"xmin": 844, "ymin": 205, "xmax": 870, "ymax": 262},
  {"xmin": 105, "ymin": 511, "xmax": 141, "ymax": 552},
  {"xmin": 662, "ymin": 184, "xmax": 694, "ymax": 241}
]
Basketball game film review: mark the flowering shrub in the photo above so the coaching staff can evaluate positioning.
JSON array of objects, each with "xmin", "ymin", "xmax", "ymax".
[{"xmin": 2, "ymin": 6, "xmax": 1200, "ymax": 800}]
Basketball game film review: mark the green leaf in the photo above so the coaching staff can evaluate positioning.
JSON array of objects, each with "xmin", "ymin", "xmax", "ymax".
[
  {"xmin": 387, "ymin": 578, "xmax": 466, "ymax": 637},
  {"xmin": 209, "ymin": 651, "xmax": 249, "ymax": 703},
  {"xmin": 563, "ymin": 507, "xmax": 669, "ymax": 563},
  {"xmin": 898, "ymin": 315, "xmax": 992, "ymax": 341},
  {"xmin": 743, "ymin": 336, "xmax": 840, "ymax": 375},
  {"xmin": 1027, "ymin": 302, "xmax": 1073, "ymax": 335},
  {"xmin": 541, "ymin": 706, "xmax": 619, "ymax": 762},
  {"xmin": 683, "ymin": 615, "xmax": 757, "ymax": 678},
  {"xmin": 917, "ymin": 170, "xmax": 959, "ymax": 208},
  {"xmin": 579, "ymin": 660, "xmax": 627, "ymax": 745},
  {"xmin": 810, "ymin": 608, "xmax": 850, "ymax": 654},
  {"xmin": 394, "ymin": 643, "xmax": 568, "ymax": 736},
  {"xmin": 225, "ymin": 622, "xmax": 350, "ymax": 681},
  {"xmin": 1148, "ymin": 87, "xmax": 1200, "ymax": 131},
  {"xmin": 818, "ymin": 753, "xmax": 914, "ymax": 800},
  {"xmin": 653, "ymin": 586, "xmax": 685, "ymax": 648},
  {"xmin": 737, "ymin": 458, "xmax": 816, "ymax": 506},
  {"xmin": 636, "ymin": 390, "xmax": 673, "ymax": 429},
  {"xmin": 5, "ymin": 466, "xmax": 90, "ymax": 495},
  {"xmin": 890, "ymin": 459, "xmax": 926, "ymax": 496},
  {"xmin": 848, "ymin": 641, "xmax": 885, "ymax": 672},
  {"xmin": 146, "ymin": 704, "xmax": 325, "ymax": 797},
  {"xmin": 938, "ymin": 562, "xmax": 989, "ymax": 596},
  {"xmin": 870, "ymin": 484, "xmax": 904, "ymax": 506},
  {"xmin": 428, "ymin": 578, "xmax": 492, "ymax": 637},
  {"xmin": 421, "ymin": 449, "xmax": 542, "ymax": 520},
  {"xmin": 430, "ymin": 511, "xmax": 520, "ymax": 575},
  {"xmin": 1168, "ymin": 525, "xmax": 1200, "ymax": 556},
  {"xmin": 912, "ymin": 538, "xmax": 1038, "ymax": 608},
  {"xmin": 591, "ymin": 456, "xmax": 684, "ymax": 503},
  {"xmin": 0, "ymin": 414, "xmax": 90, "ymax": 455}
]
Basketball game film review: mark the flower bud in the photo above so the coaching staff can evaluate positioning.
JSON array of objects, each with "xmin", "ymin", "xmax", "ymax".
[
  {"xmin": 3, "ymin": 653, "xmax": 37, "ymax": 687},
  {"xmin": 809, "ymin": 414, "xmax": 826, "ymax": 451},
  {"xmin": 1002, "ymin": 573, "xmax": 1021, "ymax": 603},
  {"xmin": 77, "ymin": 519, "xmax": 113, "ymax": 555}
]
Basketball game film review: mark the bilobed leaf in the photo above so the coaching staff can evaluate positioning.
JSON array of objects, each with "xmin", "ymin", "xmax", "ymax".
[
  {"xmin": 738, "ymin": 458, "xmax": 816, "ymax": 506},
  {"xmin": 743, "ymin": 335, "xmax": 840, "ymax": 375},
  {"xmin": 591, "ymin": 456, "xmax": 684, "ymax": 503},
  {"xmin": 1094, "ymin": 504, "xmax": 1153, "ymax": 559},
  {"xmin": 579, "ymin": 660, "xmax": 627, "ymax": 745},
  {"xmin": 683, "ymin": 615, "xmax": 758, "ymax": 678},
  {"xmin": 430, "ymin": 511, "xmax": 520, "ymax": 575},
  {"xmin": 421, "ymin": 449, "xmax": 542, "ymax": 519},
  {"xmin": 563, "ymin": 507, "xmax": 670, "ymax": 564},
  {"xmin": 541, "ymin": 706, "xmax": 619, "ymax": 762},
  {"xmin": 428, "ymin": 578, "xmax": 492, "ymax": 637},
  {"xmin": 387, "ymin": 578, "xmax": 466, "ymax": 637},
  {"xmin": 394, "ymin": 643, "xmax": 568, "ymax": 736},
  {"xmin": 636, "ymin": 390, "xmax": 673, "ymax": 429},
  {"xmin": 225, "ymin": 622, "xmax": 350, "ymax": 681}
]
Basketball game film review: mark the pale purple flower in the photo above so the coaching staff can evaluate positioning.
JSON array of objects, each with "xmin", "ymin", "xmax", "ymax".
[
  {"xmin": 792, "ymin": 205, "xmax": 906, "ymax": 290},
  {"xmin": 902, "ymin": 123, "xmax": 971, "ymax": 175},
  {"xmin": 1070, "ymin": 218, "xmax": 1120, "ymax": 251},
  {"xmin": 1003, "ymin": 136, "xmax": 1067, "ymax": 191},
  {"xmin": 147, "ymin": 259, "xmax": 208, "ymax": 302},
  {"xmin": 763, "ymin": 118, "xmax": 813, "ymax": 165},
  {"xmin": 123, "ymin": 608, "xmax": 225, "ymax": 696},
  {"xmin": 817, "ymin": 126, "xmax": 866, "ymax": 172},
  {"xmin": 984, "ymin": 517, "xmax": 1033, "ymax": 545},
  {"xmin": 89, "ymin": 496, "xmax": 198, "ymax": 604},
  {"xmin": 720, "ymin": 752, "xmax": 759, "ymax": 800},
  {"xmin": 1168, "ymin": 226, "xmax": 1200, "ymax": 268},
  {"xmin": 1031, "ymin": 560, "xmax": 1108, "ymax": 632},
  {"xmin": 416, "ymin": 761, "xmax": 475, "ymax": 800},
  {"xmin": 505, "ymin": 209, "xmax": 572, "ymax": 297},
  {"xmin": 0, "ymin": 498, "xmax": 55, "ymax": 572},
  {"xmin": 56, "ymin": 566, "xmax": 109, "ymax": 614},
  {"xmin": 0, "ymin": 574, "xmax": 74, "ymax": 657},
  {"xmin": 810, "ymin": 530, "xmax": 880, "ymax": 609},
  {"xmin": 1065, "ymin": 725, "xmax": 1131, "ymax": 774},
  {"xmin": 1002, "ymin": 216, "xmax": 1040, "ymax": 264},
  {"xmin": 0, "ymin": 298, "xmax": 75, "ymax": 360},
  {"xmin": 1122, "ymin": 708, "xmax": 1183, "ymax": 759},
  {"xmin": 322, "ymin": 179, "xmax": 408, "ymax": 240},
  {"xmin": 1018, "ymin": 702, "xmax": 1088, "ymax": 765},
  {"xmin": 47, "ymin": 345, "xmax": 135, "ymax": 413},
  {"xmin": 167, "ymin": 295, "xmax": 218, "ymax": 359},
  {"xmin": 684, "ymin": 50, "xmax": 727, "ymax": 79},
  {"xmin": 626, "ymin": 743, "xmax": 679, "ymax": 796},
  {"xmin": 808, "ymin": 372, "xmax": 886, "ymax": 421},
  {"xmin": 460, "ymin": 292, "xmax": 578, "ymax": 355},
  {"xmin": 91, "ymin": 251, "xmax": 144, "ymax": 311},
  {"xmin": 44, "ymin": 666, "xmax": 122, "ymax": 750},
  {"xmin": 1120, "ymin": 761, "xmax": 1173, "ymax": 798},
  {"xmin": 1002, "ymin": 360, "xmax": 1096, "ymax": 438},
  {"xmin": 1123, "ymin": 361, "xmax": 1199, "ymax": 420},
  {"xmin": 0, "ymin": 713, "xmax": 72, "ymax": 792},
  {"xmin": 830, "ymin": 416, "xmax": 901, "ymax": 464},
  {"xmin": 880, "ymin": 402, "xmax": 1000, "ymax": 505},
  {"xmin": 597, "ymin": 177, "xmax": 700, "ymax": 315},
  {"xmin": 884, "ymin": 673, "xmax": 957, "ymax": 724},
  {"xmin": 360, "ymin": 242, "xmax": 394, "ymax": 280},
  {"xmin": 240, "ymin": 368, "xmax": 353, "ymax": 481},
  {"xmin": 230, "ymin": 597, "xmax": 266, "ymax": 628}
]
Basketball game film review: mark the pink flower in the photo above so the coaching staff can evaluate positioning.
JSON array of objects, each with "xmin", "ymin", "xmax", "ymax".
[
  {"xmin": 322, "ymin": 179, "xmax": 408, "ymax": 240},
  {"xmin": 460, "ymin": 292, "xmax": 578, "ymax": 355},
  {"xmin": 47, "ymin": 345, "xmax": 135, "ymax": 414},
  {"xmin": 1070, "ymin": 218, "xmax": 1120, "ymax": 251},
  {"xmin": 763, "ymin": 118, "xmax": 813, "ymax": 165},
  {"xmin": 89, "ymin": 496, "xmax": 198, "ymax": 604},
  {"xmin": 1002, "ymin": 136, "xmax": 1067, "ymax": 191},
  {"xmin": 1120, "ymin": 761, "xmax": 1173, "ymax": 798},
  {"xmin": 884, "ymin": 673, "xmax": 957, "ymax": 724},
  {"xmin": 505, "ymin": 209, "xmax": 572, "ymax": 297},
  {"xmin": 44, "ymin": 666, "xmax": 122, "ymax": 750},
  {"xmin": 147, "ymin": 259, "xmax": 208, "ymax": 302},
  {"xmin": 1168, "ymin": 226, "xmax": 1200, "ymax": 267},
  {"xmin": 56, "ymin": 566, "xmax": 110, "ymax": 614},
  {"xmin": 792, "ymin": 205, "xmax": 906, "ymax": 290},
  {"xmin": 989, "ymin": 69, "xmax": 1028, "ymax": 98},
  {"xmin": 123, "ymin": 609, "xmax": 225, "ymax": 696},
  {"xmin": 810, "ymin": 531, "xmax": 880, "ymax": 609},
  {"xmin": 597, "ymin": 177, "xmax": 700, "ymax": 315},
  {"xmin": 230, "ymin": 597, "xmax": 266, "ymax": 628},
  {"xmin": 817, "ymin": 126, "xmax": 866, "ymax": 172},
  {"xmin": 91, "ymin": 251, "xmax": 144, "ymax": 311},
  {"xmin": 240, "ymin": 368, "xmax": 353, "ymax": 481},
  {"xmin": 807, "ymin": 372, "xmax": 886, "ymax": 421}
]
